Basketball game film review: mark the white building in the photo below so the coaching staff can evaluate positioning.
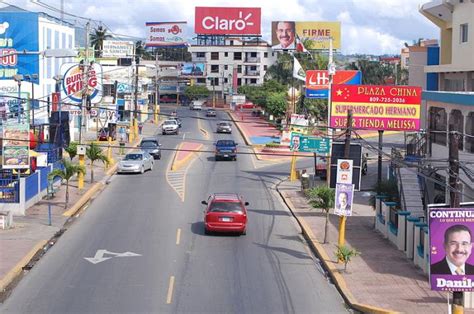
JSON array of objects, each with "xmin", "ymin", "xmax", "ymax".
[{"xmin": 188, "ymin": 38, "xmax": 277, "ymax": 97}]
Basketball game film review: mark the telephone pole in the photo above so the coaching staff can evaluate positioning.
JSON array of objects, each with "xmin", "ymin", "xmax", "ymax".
[
  {"xmin": 78, "ymin": 21, "xmax": 90, "ymax": 190},
  {"xmin": 449, "ymin": 131, "xmax": 463, "ymax": 314},
  {"xmin": 338, "ymin": 109, "xmax": 352, "ymax": 247},
  {"xmin": 131, "ymin": 54, "xmax": 139, "ymax": 142}
]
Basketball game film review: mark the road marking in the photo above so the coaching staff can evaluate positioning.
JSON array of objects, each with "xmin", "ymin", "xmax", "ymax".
[
  {"xmin": 84, "ymin": 249, "xmax": 141, "ymax": 264},
  {"xmin": 166, "ymin": 275, "xmax": 175, "ymax": 304},
  {"xmin": 176, "ymin": 228, "xmax": 181, "ymax": 245}
]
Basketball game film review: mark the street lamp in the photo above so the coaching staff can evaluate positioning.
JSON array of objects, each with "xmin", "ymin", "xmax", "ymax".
[
  {"xmin": 24, "ymin": 74, "xmax": 39, "ymax": 126},
  {"xmin": 12, "ymin": 74, "xmax": 24, "ymax": 123}
]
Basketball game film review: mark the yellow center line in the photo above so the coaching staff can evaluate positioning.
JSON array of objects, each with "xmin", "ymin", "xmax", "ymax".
[
  {"xmin": 176, "ymin": 228, "xmax": 181, "ymax": 245},
  {"xmin": 166, "ymin": 275, "xmax": 175, "ymax": 304}
]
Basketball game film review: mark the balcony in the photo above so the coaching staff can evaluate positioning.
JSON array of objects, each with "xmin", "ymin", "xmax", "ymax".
[
  {"xmin": 244, "ymin": 57, "xmax": 261, "ymax": 63},
  {"xmin": 244, "ymin": 70, "xmax": 260, "ymax": 76}
]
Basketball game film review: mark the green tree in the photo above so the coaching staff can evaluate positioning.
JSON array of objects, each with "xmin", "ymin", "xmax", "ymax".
[
  {"xmin": 135, "ymin": 40, "xmax": 153, "ymax": 60},
  {"xmin": 335, "ymin": 245, "xmax": 361, "ymax": 271},
  {"xmin": 184, "ymin": 85, "xmax": 210, "ymax": 100},
  {"xmin": 346, "ymin": 59, "xmax": 387, "ymax": 85},
  {"xmin": 303, "ymin": 98, "xmax": 327, "ymax": 122},
  {"xmin": 86, "ymin": 143, "xmax": 109, "ymax": 183},
  {"xmin": 264, "ymin": 53, "xmax": 293, "ymax": 85},
  {"xmin": 265, "ymin": 92, "xmax": 287, "ymax": 118},
  {"xmin": 90, "ymin": 26, "xmax": 112, "ymax": 58},
  {"xmin": 64, "ymin": 141, "xmax": 78, "ymax": 161},
  {"xmin": 305, "ymin": 185, "xmax": 335, "ymax": 243},
  {"xmin": 48, "ymin": 159, "xmax": 86, "ymax": 208}
]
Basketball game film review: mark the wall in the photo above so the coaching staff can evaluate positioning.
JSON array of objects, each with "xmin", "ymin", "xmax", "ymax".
[{"xmin": 451, "ymin": 2, "xmax": 474, "ymax": 69}]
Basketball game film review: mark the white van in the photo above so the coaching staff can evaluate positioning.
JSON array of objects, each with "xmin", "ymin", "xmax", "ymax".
[{"xmin": 190, "ymin": 100, "xmax": 204, "ymax": 110}]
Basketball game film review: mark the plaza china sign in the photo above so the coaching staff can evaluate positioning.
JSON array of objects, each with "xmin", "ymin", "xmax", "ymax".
[
  {"xmin": 60, "ymin": 63, "xmax": 103, "ymax": 104},
  {"xmin": 195, "ymin": 7, "xmax": 261, "ymax": 35},
  {"xmin": 330, "ymin": 84, "xmax": 421, "ymax": 131}
]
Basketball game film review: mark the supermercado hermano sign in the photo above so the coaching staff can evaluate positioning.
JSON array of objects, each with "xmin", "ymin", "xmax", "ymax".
[
  {"xmin": 60, "ymin": 63, "xmax": 103, "ymax": 104},
  {"xmin": 429, "ymin": 208, "xmax": 474, "ymax": 291},
  {"xmin": 330, "ymin": 84, "xmax": 421, "ymax": 131}
]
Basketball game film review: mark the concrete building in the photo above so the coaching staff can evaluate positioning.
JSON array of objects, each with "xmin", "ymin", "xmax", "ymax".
[
  {"xmin": 188, "ymin": 37, "xmax": 277, "ymax": 99},
  {"xmin": 0, "ymin": 5, "xmax": 76, "ymax": 125}
]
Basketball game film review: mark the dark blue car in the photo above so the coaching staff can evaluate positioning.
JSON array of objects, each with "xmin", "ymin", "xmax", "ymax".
[{"xmin": 215, "ymin": 140, "xmax": 238, "ymax": 161}]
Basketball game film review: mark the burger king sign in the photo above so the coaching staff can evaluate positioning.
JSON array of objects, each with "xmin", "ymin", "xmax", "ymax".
[{"xmin": 60, "ymin": 63, "xmax": 103, "ymax": 104}]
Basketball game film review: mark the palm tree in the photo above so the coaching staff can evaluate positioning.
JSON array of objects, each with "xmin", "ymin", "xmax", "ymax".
[
  {"xmin": 264, "ymin": 53, "xmax": 293, "ymax": 85},
  {"xmin": 305, "ymin": 185, "xmax": 335, "ymax": 243},
  {"xmin": 48, "ymin": 159, "xmax": 86, "ymax": 208},
  {"xmin": 64, "ymin": 141, "xmax": 78, "ymax": 161},
  {"xmin": 86, "ymin": 143, "xmax": 109, "ymax": 183},
  {"xmin": 90, "ymin": 26, "xmax": 112, "ymax": 58}
]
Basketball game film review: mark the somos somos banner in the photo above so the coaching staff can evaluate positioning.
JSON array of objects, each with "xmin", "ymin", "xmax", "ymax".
[
  {"xmin": 195, "ymin": 7, "xmax": 261, "ymax": 35},
  {"xmin": 145, "ymin": 22, "xmax": 187, "ymax": 47},
  {"xmin": 60, "ymin": 63, "xmax": 103, "ymax": 104},
  {"xmin": 430, "ymin": 208, "xmax": 474, "ymax": 291},
  {"xmin": 330, "ymin": 84, "xmax": 421, "ymax": 131}
]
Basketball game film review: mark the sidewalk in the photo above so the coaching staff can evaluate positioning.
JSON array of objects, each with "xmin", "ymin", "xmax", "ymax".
[{"xmin": 0, "ymin": 121, "xmax": 161, "ymax": 294}]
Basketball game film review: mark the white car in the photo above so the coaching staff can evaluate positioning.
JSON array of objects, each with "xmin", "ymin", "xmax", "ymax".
[
  {"xmin": 117, "ymin": 151, "xmax": 154, "ymax": 174},
  {"xmin": 162, "ymin": 119, "xmax": 179, "ymax": 135},
  {"xmin": 190, "ymin": 100, "xmax": 204, "ymax": 110}
]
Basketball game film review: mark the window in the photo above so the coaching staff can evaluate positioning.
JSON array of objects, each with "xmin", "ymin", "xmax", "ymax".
[
  {"xmin": 224, "ymin": 65, "xmax": 228, "ymax": 70},
  {"xmin": 461, "ymin": 23, "xmax": 469, "ymax": 43},
  {"xmin": 250, "ymin": 65, "xmax": 257, "ymax": 71},
  {"xmin": 196, "ymin": 52, "xmax": 206, "ymax": 58},
  {"xmin": 237, "ymin": 78, "xmax": 242, "ymax": 86},
  {"xmin": 211, "ymin": 52, "xmax": 219, "ymax": 60},
  {"xmin": 197, "ymin": 78, "xmax": 206, "ymax": 84},
  {"xmin": 224, "ymin": 78, "xmax": 228, "ymax": 84},
  {"xmin": 213, "ymin": 77, "xmax": 219, "ymax": 86},
  {"xmin": 250, "ymin": 79, "xmax": 257, "ymax": 84},
  {"xmin": 234, "ymin": 52, "xmax": 242, "ymax": 60},
  {"xmin": 224, "ymin": 52, "xmax": 228, "ymax": 57},
  {"xmin": 211, "ymin": 65, "xmax": 219, "ymax": 73},
  {"xmin": 230, "ymin": 40, "xmax": 234, "ymax": 45},
  {"xmin": 264, "ymin": 52, "xmax": 268, "ymax": 58},
  {"xmin": 237, "ymin": 65, "xmax": 242, "ymax": 73},
  {"xmin": 264, "ymin": 65, "xmax": 268, "ymax": 71},
  {"xmin": 250, "ymin": 52, "xmax": 257, "ymax": 58}
]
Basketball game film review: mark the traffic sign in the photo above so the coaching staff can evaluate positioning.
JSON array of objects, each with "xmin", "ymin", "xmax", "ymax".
[{"xmin": 298, "ymin": 136, "xmax": 330, "ymax": 154}]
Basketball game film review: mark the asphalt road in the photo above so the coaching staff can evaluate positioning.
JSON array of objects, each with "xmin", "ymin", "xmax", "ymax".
[{"xmin": 1, "ymin": 106, "xmax": 349, "ymax": 314}]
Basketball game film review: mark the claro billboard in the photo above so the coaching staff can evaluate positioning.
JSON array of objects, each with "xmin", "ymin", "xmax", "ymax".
[{"xmin": 195, "ymin": 7, "xmax": 261, "ymax": 35}]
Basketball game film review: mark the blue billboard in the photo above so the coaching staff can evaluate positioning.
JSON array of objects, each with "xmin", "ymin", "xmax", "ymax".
[{"xmin": 0, "ymin": 12, "xmax": 39, "ymax": 83}]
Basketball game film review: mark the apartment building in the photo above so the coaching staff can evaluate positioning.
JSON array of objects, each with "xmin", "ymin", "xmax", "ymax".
[{"xmin": 188, "ymin": 38, "xmax": 277, "ymax": 96}]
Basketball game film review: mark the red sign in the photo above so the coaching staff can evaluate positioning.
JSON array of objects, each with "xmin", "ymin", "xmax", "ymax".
[
  {"xmin": 195, "ymin": 7, "xmax": 261, "ymax": 35},
  {"xmin": 306, "ymin": 70, "xmax": 360, "ymax": 90},
  {"xmin": 52, "ymin": 92, "xmax": 60, "ymax": 112},
  {"xmin": 330, "ymin": 84, "xmax": 422, "ymax": 131}
]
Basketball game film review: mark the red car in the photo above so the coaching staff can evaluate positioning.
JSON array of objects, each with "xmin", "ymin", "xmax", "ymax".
[{"xmin": 202, "ymin": 193, "xmax": 249, "ymax": 235}]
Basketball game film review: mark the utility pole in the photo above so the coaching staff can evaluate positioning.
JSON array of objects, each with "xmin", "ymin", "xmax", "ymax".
[
  {"xmin": 449, "ymin": 131, "xmax": 463, "ymax": 314},
  {"xmin": 78, "ymin": 21, "xmax": 90, "ymax": 190},
  {"xmin": 326, "ymin": 37, "xmax": 334, "ymax": 187},
  {"xmin": 131, "ymin": 53, "xmax": 139, "ymax": 143},
  {"xmin": 377, "ymin": 130, "xmax": 384, "ymax": 186},
  {"xmin": 338, "ymin": 109, "xmax": 352, "ymax": 247}
]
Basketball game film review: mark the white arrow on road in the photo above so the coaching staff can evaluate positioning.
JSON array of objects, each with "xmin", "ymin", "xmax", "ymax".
[{"xmin": 84, "ymin": 249, "xmax": 142, "ymax": 264}]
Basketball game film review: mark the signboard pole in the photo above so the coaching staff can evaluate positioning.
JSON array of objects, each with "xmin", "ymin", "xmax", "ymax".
[
  {"xmin": 338, "ymin": 110, "xmax": 352, "ymax": 249},
  {"xmin": 449, "ymin": 131, "xmax": 463, "ymax": 313},
  {"xmin": 326, "ymin": 37, "xmax": 334, "ymax": 187},
  {"xmin": 78, "ymin": 21, "xmax": 90, "ymax": 190},
  {"xmin": 377, "ymin": 130, "xmax": 383, "ymax": 186}
]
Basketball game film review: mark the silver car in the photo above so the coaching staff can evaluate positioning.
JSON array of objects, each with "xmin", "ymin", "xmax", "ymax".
[
  {"xmin": 216, "ymin": 121, "xmax": 232, "ymax": 134},
  {"xmin": 117, "ymin": 151, "xmax": 154, "ymax": 174}
]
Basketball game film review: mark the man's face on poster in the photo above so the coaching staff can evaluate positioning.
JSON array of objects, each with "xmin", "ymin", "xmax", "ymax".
[
  {"xmin": 276, "ymin": 22, "xmax": 295, "ymax": 48},
  {"xmin": 445, "ymin": 230, "xmax": 472, "ymax": 267},
  {"xmin": 338, "ymin": 192, "xmax": 348, "ymax": 208}
]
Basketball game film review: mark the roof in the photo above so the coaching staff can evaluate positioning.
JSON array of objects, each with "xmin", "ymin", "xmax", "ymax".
[{"xmin": 212, "ymin": 193, "xmax": 241, "ymax": 201}]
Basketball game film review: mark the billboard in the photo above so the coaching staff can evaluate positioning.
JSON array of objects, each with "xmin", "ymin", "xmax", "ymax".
[
  {"xmin": 0, "ymin": 12, "xmax": 39, "ymax": 83},
  {"xmin": 429, "ymin": 208, "xmax": 474, "ymax": 291},
  {"xmin": 306, "ymin": 70, "xmax": 361, "ymax": 98},
  {"xmin": 195, "ymin": 7, "xmax": 261, "ymax": 35},
  {"xmin": 330, "ymin": 142, "xmax": 362, "ymax": 191},
  {"xmin": 102, "ymin": 40, "xmax": 134, "ymax": 58},
  {"xmin": 0, "ymin": 92, "xmax": 30, "ymax": 124},
  {"xmin": 60, "ymin": 63, "xmax": 103, "ymax": 104},
  {"xmin": 271, "ymin": 21, "xmax": 340, "ymax": 50},
  {"xmin": 331, "ymin": 84, "xmax": 422, "ymax": 131},
  {"xmin": 334, "ymin": 183, "xmax": 354, "ymax": 217},
  {"xmin": 180, "ymin": 63, "xmax": 205, "ymax": 77},
  {"xmin": 2, "ymin": 122, "xmax": 30, "ymax": 169},
  {"xmin": 145, "ymin": 22, "xmax": 187, "ymax": 47}
]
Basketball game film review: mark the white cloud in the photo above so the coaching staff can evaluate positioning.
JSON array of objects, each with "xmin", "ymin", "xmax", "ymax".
[{"xmin": 344, "ymin": 25, "xmax": 405, "ymax": 55}]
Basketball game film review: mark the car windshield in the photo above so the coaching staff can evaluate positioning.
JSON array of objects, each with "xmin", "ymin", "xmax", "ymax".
[
  {"xmin": 164, "ymin": 121, "xmax": 176, "ymax": 125},
  {"xmin": 124, "ymin": 154, "xmax": 143, "ymax": 161},
  {"xmin": 209, "ymin": 201, "xmax": 243, "ymax": 213},
  {"xmin": 141, "ymin": 141, "xmax": 158, "ymax": 148},
  {"xmin": 217, "ymin": 140, "xmax": 235, "ymax": 146},
  {"xmin": 218, "ymin": 122, "xmax": 230, "ymax": 126}
]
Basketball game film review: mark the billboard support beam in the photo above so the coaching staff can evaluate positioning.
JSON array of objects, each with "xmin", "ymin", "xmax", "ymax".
[{"xmin": 449, "ymin": 131, "xmax": 463, "ymax": 314}]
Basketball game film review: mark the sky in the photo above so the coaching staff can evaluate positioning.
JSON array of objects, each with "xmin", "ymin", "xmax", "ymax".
[{"xmin": 2, "ymin": 0, "xmax": 439, "ymax": 55}]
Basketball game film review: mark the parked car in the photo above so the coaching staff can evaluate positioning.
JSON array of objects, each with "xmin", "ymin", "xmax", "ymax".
[
  {"xmin": 202, "ymin": 193, "xmax": 249, "ymax": 235},
  {"xmin": 139, "ymin": 137, "xmax": 162, "ymax": 159},
  {"xmin": 216, "ymin": 121, "xmax": 232, "ymax": 134},
  {"xmin": 206, "ymin": 109, "xmax": 216, "ymax": 117},
  {"xmin": 162, "ymin": 119, "xmax": 179, "ymax": 135},
  {"xmin": 117, "ymin": 151, "xmax": 153, "ymax": 174},
  {"xmin": 215, "ymin": 139, "xmax": 238, "ymax": 161}
]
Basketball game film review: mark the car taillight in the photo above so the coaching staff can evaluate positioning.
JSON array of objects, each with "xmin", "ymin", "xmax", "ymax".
[{"xmin": 232, "ymin": 149, "xmax": 237, "ymax": 153}]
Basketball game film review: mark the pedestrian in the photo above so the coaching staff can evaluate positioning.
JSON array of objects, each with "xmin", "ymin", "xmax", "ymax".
[
  {"xmin": 119, "ymin": 133, "xmax": 126, "ymax": 155},
  {"xmin": 126, "ymin": 127, "xmax": 130, "ymax": 142},
  {"xmin": 138, "ymin": 122, "xmax": 143, "ymax": 135}
]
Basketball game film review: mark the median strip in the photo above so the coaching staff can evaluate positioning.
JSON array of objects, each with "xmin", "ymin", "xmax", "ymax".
[{"xmin": 171, "ymin": 142, "xmax": 203, "ymax": 171}]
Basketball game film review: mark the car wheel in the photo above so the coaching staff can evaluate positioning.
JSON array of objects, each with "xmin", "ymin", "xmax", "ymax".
[
  {"xmin": 158, "ymin": 153, "xmax": 161, "ymax": 160},
  {"xmin": 141, "ymin": 166, "xmax": 145, "ymax": 174},
  {"xmin": 242, "ymin": 229, "xmax": 247, "ymax": 236},
  {"xmin": 162, "ymin": 132, "xmax": 165, "ymax": 135},
  {"xmin": 204, "ymin": 228, "xmax": 210, "ymax": 235}
]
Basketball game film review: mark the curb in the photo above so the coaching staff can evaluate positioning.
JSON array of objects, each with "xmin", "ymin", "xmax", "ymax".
[
  {"xmin": 171, "ymin": 143, "xmax": 203, "ymax": 171},
  {"xmin": 227, "ymin": 111, "xmax": 252, "ymax": 146},
  {"xmin": 0, "ymin": 240, "xmax": 47, "ymax": 292},
  {"xmin": 277, "ymin": 186, "xmax": 398, "ymax": 314}
]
